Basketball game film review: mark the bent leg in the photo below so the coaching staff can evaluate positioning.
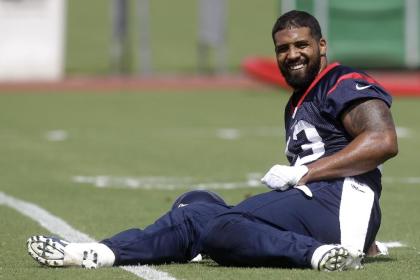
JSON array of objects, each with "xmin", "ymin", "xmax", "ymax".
[
  {"xmin": 201, "ymin": 179, "xmax": 380, "ymax": 268},
  {"xmin": 233, "ymin": 179, "xmax": 380, "ymax": 252},
  {"xmin": 101, "ymin": 202, "xmax": 229, "ymax": 265}
]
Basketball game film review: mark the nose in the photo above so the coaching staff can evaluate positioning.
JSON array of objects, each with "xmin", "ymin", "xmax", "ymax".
[{"xmin": 287, "ymin": 46, "xmax": 300, "ymax": 60}]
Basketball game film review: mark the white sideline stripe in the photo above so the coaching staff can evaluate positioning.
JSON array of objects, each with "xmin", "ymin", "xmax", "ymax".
[
  {"xmin": 0, "ymin": 192, "xmax": 91, "ymax": 242},
  {"xmin": 0, "ymin": 191, "xmax": 177, "ymax": 280}
]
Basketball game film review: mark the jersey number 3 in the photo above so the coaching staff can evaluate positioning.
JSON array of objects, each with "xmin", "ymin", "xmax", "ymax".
[{"xmin": 286, "ymin": 120, "xmax": 325, "ymax": 166}]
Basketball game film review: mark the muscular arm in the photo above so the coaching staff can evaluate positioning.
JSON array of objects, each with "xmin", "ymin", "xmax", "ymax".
[{"xmin": 298, "ymin": 99, "xmax": 398, "ymax": 184}]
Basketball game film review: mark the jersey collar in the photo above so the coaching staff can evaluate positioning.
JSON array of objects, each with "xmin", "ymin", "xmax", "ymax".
[{"xmin": 292, "ymin": 62, "xmax": 340, "ymax": 118}]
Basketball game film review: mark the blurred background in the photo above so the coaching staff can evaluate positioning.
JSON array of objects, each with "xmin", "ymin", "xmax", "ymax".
[
  {"xmin": 0, "ymin": 0, "xmax": 419, "ymax": 82},
  {"xmin": 1, "ymin": 3, "xmax": 420, "ymax": 279}
]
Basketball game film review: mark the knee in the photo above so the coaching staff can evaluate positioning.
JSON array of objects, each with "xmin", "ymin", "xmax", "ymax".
[
  {"xmin": 201, "ymin": 216, "xmax": 228, "ymax": 250},
  {"xmin": 200, "ymin": 215, "xmax": 245, "ymax": 265}
]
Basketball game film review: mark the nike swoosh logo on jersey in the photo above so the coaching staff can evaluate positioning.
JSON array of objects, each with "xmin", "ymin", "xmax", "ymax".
[{"xmin": 355, "ymin": 84, "xmax": 372, "ymax": 90}]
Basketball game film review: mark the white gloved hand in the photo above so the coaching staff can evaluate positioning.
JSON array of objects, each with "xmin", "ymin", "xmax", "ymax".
[{"xmin": 261, "ymin": 164, "xmax": 308, "ymax": 191}]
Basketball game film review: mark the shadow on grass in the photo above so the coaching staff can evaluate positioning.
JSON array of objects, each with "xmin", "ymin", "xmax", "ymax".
[
  {"xmin": 364, "ymin": 257, "xmax": 395, "ymax": 264},
  {"xmin": 197, "ymin": 256, "xmax": 395, "ymax": 269}
]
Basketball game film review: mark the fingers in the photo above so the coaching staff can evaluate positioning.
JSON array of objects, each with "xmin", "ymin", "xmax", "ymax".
[{"xmin": 261, "ymin": 165, "xmax": 309, "ymax": 191}]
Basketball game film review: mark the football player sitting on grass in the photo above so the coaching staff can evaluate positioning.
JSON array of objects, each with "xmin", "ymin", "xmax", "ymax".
[{"xmin": 27, "ymin": 9, "xmax": 397, "ymax": 271}]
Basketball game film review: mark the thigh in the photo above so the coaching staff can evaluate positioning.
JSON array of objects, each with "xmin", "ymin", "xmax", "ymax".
[
  {"xmin": 201, "ymin": 214, "xmax": 322, "ymax": 268},
  {"xmin": 102, "ymin": 202, "xmax": 230, "ymax": 265},
  {"xmin": 145, "ymin": 202, "xmax": 229, "ymax": 234},
  {"xmin": 224, "ymin": 180, "xmax": 344, "ymax": 244}
]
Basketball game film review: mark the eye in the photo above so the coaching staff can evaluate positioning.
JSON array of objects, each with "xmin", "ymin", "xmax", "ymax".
[
  {"xmin": 295, "ymin": 42, "xmax": 309, "ymax": 49},
  {"xmin": 275, "ymin": 45, "xmax": 288, "ymax": 54}
]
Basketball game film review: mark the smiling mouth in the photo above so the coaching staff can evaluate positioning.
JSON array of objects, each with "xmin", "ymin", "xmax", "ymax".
[{"xmin": 289, "ymin": 63, "xmax": 306, "ymax": 71}]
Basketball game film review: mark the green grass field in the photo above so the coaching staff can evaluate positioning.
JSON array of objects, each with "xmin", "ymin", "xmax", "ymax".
[{"xmin": 1, "ymin": 89, "xmax": 420, "ymax": 279}]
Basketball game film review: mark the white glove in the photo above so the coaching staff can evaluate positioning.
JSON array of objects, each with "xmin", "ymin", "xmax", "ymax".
[{"xmin": 261, "ymin": 164, "xmax": 308, "ymax": 191}]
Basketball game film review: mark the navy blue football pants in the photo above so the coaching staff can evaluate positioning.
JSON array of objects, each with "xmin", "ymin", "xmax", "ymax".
[
  {"xmin": 101, "ymin": 202, "xmax": 230, "ymax": 265},
  {"xmin": 102, "ymin": 178, "xmax": 380, "ymax": 267},
  {"xmin": 201, "ymin": 178, "xmax": 381, "ymax": 268}
]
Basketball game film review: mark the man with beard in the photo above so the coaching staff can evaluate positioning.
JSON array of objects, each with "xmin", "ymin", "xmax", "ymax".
[
  {"xmin": 26, "ymin": 10, "xmax": 397, "ymax": 272},
  {"xmin": 200, "ymin": 10, "xmax": 398, "ymax": 271}
]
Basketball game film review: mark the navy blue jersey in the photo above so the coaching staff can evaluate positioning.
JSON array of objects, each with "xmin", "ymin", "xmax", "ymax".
[{"xmin": 284, "ymin": 63, "xmax": 392, "ymax": 192}]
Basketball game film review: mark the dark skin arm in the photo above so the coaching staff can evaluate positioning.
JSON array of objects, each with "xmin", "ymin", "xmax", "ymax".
[{"xmin": 298, "ymin": 99, "xmax": 398, "ymax": 184}]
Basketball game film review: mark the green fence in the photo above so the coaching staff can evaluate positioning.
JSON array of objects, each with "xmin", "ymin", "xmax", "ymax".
[{"xmin": 287, "ymin": 0, "xmax": 420, "ymax": 69}]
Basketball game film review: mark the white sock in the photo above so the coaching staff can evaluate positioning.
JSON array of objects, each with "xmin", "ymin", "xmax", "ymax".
[
  {"xmin": 310, "ymin": 244, "xmax": 336, "ymax": 269},
  {"xmin": 63, "ymin": 243, "xmax": 115, "ymax": 268}
]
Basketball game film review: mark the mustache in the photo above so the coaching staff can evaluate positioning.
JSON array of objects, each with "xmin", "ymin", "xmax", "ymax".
[{"xmin": 284, "ymin": 58, "xmax": 308, "ymax": 68}]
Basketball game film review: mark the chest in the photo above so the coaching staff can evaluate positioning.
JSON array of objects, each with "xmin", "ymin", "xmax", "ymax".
[{"xmin": 284, "ymin": 100, "xmax": 348, "ymax": 165}]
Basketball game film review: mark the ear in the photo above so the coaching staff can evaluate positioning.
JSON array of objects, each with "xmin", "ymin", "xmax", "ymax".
[{"xmin": 319, "ymin": 38, "xmax": 327, "ymax": 56}]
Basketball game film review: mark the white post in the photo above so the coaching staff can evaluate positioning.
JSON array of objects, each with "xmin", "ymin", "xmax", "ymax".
[
  {"xmin": 138, "ymin": 0, "xmax": 152, "ymax": 75},
  {"xmin": 111, "ymin": 0, "xmax": 130, "ymax": 74},
  {"xmin": 197, "ymin": 0, "xmax": 227, "ymax": 73},
  {"xmin": 313, "ymin": 0, "xmax": 329, "ymax": 40},
  {"xmin": 281, "ymin": 0, "xmax": 296, "ymax": 13},
  {"xmin": 405, "ymin": 0, "xmax": 419, "ymax": 68},
  {"xmin": 0, "ymin": 0, "xmax": 67, "ymax": 81}
]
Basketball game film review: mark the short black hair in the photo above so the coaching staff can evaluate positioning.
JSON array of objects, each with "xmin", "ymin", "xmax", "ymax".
[{"xmin": 272, "ymin": 10, "xmax": 323, "ymax": 41}]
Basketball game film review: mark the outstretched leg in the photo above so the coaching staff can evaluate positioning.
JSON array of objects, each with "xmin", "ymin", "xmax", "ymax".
[
  {"xmin": 27, "ymin": 202, "xmax": 229, "ymax": 268},
  {"xmin": 27, "ymin": 235, "xmax": 115, "ymax": 268}
]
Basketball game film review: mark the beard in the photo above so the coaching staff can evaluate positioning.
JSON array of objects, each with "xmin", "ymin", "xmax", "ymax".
[{"xmin": 279, "ymin": 54, "xmax": 321, "ymax": 91}]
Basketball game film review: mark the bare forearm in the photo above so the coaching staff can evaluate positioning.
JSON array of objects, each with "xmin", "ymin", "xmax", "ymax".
[
  {"xmin": 299, "ymin": 130, "xmax": 397, "ymax": 184},
  {"xmin": 299, "ymin": 99, "xmax": 398, "ymax": 184}
]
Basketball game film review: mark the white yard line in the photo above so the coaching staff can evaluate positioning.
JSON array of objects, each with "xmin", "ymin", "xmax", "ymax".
[
  {"xmin": 213, "ymin": 126, "xmax": 412, "ymax": 140},
  {"xmin": 45, "ymin": 130, "xmax": 69, "ymax": 142},
  {"xmin": 383, "ymin": 177, "xmax": 420, "ymax": 184},
  {"xmin": 72, "ymin": 174, "xmax": 420, "ymax": 191},
  {"xmin": 382, "ymin": 241, "xmax": 406, "ymax": 248},
  {"xmin": 216, "ymin": 128, "xmax": 241, "ymax": 140},
  {"xmin": 396, "ymin": 127, "xmax": 413, "ymax": 138},
  {"xmin": 72, "ymin": 174, "xmax": 263, "ymax": 190},
  {"xmin": 0, "ymin": 191, "xmax": 177, "ymax": 280},
  {"xmin": 72, "ymin": 175, "xmax": 193, "ymax": 190},
  {"xmin": 215, "ymin": 127, "xmax": 283, "ymax": 140}
]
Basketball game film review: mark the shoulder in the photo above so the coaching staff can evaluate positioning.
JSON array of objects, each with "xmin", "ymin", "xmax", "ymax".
[
  {"xmin": 318, "ymin": 64, "xmax": 376, "ymax": 91},
  {"xmin": 325, "ymin": 64, "xmax": 390, "ymax": 101},
  {"xmin": 317, "ymin": 64, "xmax": 392, "ymax": 118}
]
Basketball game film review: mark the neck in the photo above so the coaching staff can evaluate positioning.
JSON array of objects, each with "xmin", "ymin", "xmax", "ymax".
[{"xmin": 318, "ymin": 56, "xmax": 328, "ymax": 74}]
